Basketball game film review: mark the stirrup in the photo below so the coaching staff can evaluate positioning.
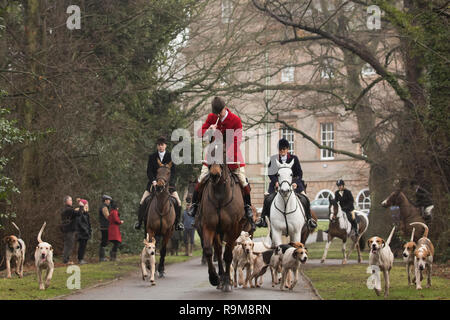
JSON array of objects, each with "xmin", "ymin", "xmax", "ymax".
[
  {"xmin": 175, "ymin": 222, "xmax": 184, "ymax": 231},
  {"xmin": 308, "ymin": 219, "xmax": 317, "ymax": 229}
]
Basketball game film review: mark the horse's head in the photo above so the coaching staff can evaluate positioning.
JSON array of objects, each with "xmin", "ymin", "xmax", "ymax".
[
  {"xmin": 209, "ymin": 163, "xmax": 225, "ymax": 185},
  {"xmin": 328, "ymin": 196, "xmax": 339, "ymax": 221},
  {"xmin": 276, "ymin": 160, "xmax": 294, "ymax": 198},
  {"xmin": 156, "ymin": 159, "xmax": 172, "ymax": 193},
  {"xmin": 381, "ymin": 190, "xmax": 402, "ymax": 208}
]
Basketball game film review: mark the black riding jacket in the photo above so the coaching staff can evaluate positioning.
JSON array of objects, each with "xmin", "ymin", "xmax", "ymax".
[{"xmin": 334, "ymin": 189, "xmax": 355, "ymax": 213}]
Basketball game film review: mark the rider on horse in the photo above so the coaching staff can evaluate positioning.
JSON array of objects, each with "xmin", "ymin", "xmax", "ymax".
[
  {"xmin": 134, "ymin": 136, "xmax": 184, "ymax": 231},
  {"xmin": 334, "ymin": 179, "xmax": 358, "ymax": 236},
  {"xmin": 257, "ymin": 138, "xmax": 317, "ymax": 229},
  {"xmin": 187, "ymin": 96, "xmax": 256, "ymax": 233}
]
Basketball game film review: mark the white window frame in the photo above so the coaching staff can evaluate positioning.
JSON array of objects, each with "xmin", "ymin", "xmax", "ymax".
[
  {"xmin": 281, "ymin": 66, "xmax": 295, "ymax": 82},
  {"xmin": 221, "ymin": 0, "xmax": 233, "ymax": 24},
  {"xmin": 320, "ymin": 122, "xmax": 334, "ymax": 160},
  {"xmin": 281, "ymin": 127, "xmax": 295, "ymax": 154},
  {"xmin": 361, "ymin": 63, "xmax": 376, "ymax": 77},
  {"xmin": 315, "ymin": 189, "xmax": 334, "ymax": 200},
  {"xmin": 356, "ymin": 188, "xmax": 371, "ymax": 213}
]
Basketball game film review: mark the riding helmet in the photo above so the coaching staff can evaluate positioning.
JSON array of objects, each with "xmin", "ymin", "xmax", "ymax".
[
  {"xmin": 156, "ymin": 136, "xmax": 167, "ymax": 145},
  {"xmin": 278, "ymin": 138, "xmax": 290, "ymax": 150},
  {"xmin": 336, "ymin": 179, "xmax": 345, "ymax": 186},
  {"xmin": 211, "ymin": 96, "xmax": 226, "ymax": 114},
  {"xmin": 102, "ymin": 194, "xmax": 112, "ymax": 201}
]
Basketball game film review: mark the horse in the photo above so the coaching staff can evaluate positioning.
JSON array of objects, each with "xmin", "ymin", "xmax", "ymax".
[
  {"xmin": 321, "ymin": 197, "xmax": 369, "ymax": 264},
  {"xmin": 145, "ymin": 159, "xmax": 176, "ymax": 278},
  {"xmin": 263, "ymin": 160, "xmax": 306, "ymax": 248},
  {"xmin": 381, "ymin": 190, "xmax": 426, "ymax": 242},
  {"xmin": 199, "ymin": 161, "xmax": 246, "ymax": 292}
]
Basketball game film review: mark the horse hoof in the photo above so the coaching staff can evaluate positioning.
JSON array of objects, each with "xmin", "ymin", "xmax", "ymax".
[
  {"xmin": 209, "ymin": 273, "xmax": 220, "ymax": 286},
  {"xmin": 158, "ymin": 272, "xmax": 165, "ymax": 278},
  {"xmin": 222, "ymin": 284, "xmax": 233, "ymax": 292},
  {"xmin": 320, "ymin": 260, "xmax": 325, "ymax": 264}
]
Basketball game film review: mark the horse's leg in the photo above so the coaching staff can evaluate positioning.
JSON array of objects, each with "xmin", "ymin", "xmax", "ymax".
[
  {"xmin": 203, "ymin": 228, "xmax": 219, "ymax": 286},
  {"xmin": 321, "ymin": 236, "xmax": 333, "ymax": 263},
  {"xmin": 158, "ymin": 231, "xmax": 172, "ymax": 278},
  {"xmin": 346, "ymin": 237, "xmax": 358, "ymax": 262},
  {"xmin": 342, "ymin": 240, "xmax": 347, "ymax": 264},
  {"xmin": 213, "ymin": 234, "xmax": 224, "ymax": 290},
  {"xmin": 221, "ymin": 239, "xmax": 234, "ymax": 292}
]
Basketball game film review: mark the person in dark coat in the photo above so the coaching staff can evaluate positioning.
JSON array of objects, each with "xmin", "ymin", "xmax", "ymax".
[
  {"xmin": 98, "ymin": 194, "xmax": 112, "ymax": 262},
  {"xmin": 135, "ymin": 136, "xmax": 184, "ymax": 232},
  {"xmin": 108, "ymin": 201, "xmax": 123, "ymax": 261},
  {"xmin": 257, "ymin": 138, "xmax": 317, "ymax": 229},
  {"xmin": 76, "ymin": 199, "xmax": 91, "ymax": 264},
  {"xmin": 334, "ymin": 179, "xmax": 358, "ymax": 236},
  {"xmin": 61, "ymin": 195, "xmax": 82, "ymax": 264},
  {"xmin": 183, "ymin": 202, "xmax": 195, "ymax": 256}
]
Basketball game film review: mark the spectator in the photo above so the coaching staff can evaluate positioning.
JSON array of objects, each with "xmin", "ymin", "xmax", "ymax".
[
  {"xmin": 108, "ymin": 201, "xmax": 123, "ymax": 261},
  {"xmin": 183, "ymin": 202, "xmax": 195, "ymax": 257},
  {"xmin": 76, "ymin": 199, "xmax": 92, "ymax": 265},
  {"xmin": 60, "ymin": 196, "xmax": 82, "ymax": 264},
  {"xmin": 98, "ymin": 194, "xmax": 112, "ymax": 262}
]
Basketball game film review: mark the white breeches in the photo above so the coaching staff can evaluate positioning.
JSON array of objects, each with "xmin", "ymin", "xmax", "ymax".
[{"xmin": 198, "ymin": 165, "xmax": 248, "ymax": 187}]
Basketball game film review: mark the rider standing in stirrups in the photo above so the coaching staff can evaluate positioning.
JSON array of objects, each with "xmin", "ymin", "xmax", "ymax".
[
  {"xmin": 134, "ymin": 136, "xmax": 184, "ymax": 232},
  {"xmin": 187, "ymin": 96, "xmax": 256, "ymax": 233},
  {"xmin": 257, "ymin": 138, "xmax": 317, "ymax": 229},
  {"xmin": 333, "ymin": 179, "xmax": 358, "ymax": 236}
]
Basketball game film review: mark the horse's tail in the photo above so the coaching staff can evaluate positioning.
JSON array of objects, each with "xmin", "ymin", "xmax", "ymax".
[
  {"xmin": 37, "ymin": 222, "xmax": 46, "ymax": 243},
  {"xmin": 262, "ymin": 216, "xmax": 273, "ymax": 249},
  {"xmin": 357, "ymin": 212, "xmax": 369, "ymax": 236},
  {"xmin": 386, "ymin": 226, "xmax": 395, "ymax": 246},
  {"xmin": 410, "ymin": 222, "xmax": 428, "ymax": 238},
  {"xmin": 11, "ymin": 222, "xmax": 21, "ymax": 239}
]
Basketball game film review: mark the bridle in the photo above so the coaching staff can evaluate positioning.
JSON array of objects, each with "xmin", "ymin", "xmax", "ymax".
[{"xmin": 274, "ymin": 167, "xmax": 297, "ymax": 215}]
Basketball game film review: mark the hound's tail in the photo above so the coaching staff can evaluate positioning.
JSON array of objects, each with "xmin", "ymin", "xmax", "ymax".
[
  {"xmin": 386, "ymin": 226, "xmax": 396, "ymax": 246},
  {"xmin": 410, "ymin": 222, "xmax": 428, "ymax": 238},
  {"xmin": 146, "ymin": 233, "xmax": 149, "ymax": 242},
  {"xmin": 37, "ymin": 222, "xmax": 47, "ymax": 243},
  {"xmin": 11, "ymin": 222, "xmax": 21, "ymax": 239},
  {"xmin": 410, "ymin": 227, "xmax": 415, "ymax": 242},
  {"xmin": 262, "ymin": 216, "xmax": 273, "ymax": 249}
]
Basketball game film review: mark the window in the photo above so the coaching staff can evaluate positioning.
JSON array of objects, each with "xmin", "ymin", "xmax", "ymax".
[
  {"xmin": 361, "ymin": 63, "xmax": 376, "ymax": 76},
  {"xmin": 221, "ymin": 0, "xmax": 233, "ymax": 23},
  {"xmin": 320, "ymin": 122, "xmax": 334, "ymax": 160},
  {"xmin": 315, "ymin": 189, "xmax": 334, "ymax": 200},
  {"xmin": 320, "ymin": 59, "xmax": 334, "ymax": 79},
  {"xmin": 281, "ymin": 67, "xmax": 295, "ymax": 82},
  {"xmin": 281, "ymin": 128, "xmax": 295, "ymax": 154},
  {"xmin": 357, "ymin": 189, "xmax": 371, "ymax": 213}
]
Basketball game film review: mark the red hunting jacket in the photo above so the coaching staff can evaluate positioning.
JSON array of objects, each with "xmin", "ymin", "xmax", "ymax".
[
  {"xmin": 198, "ymin": 108, "xmax": 245, "ymax": 170},
  {"xmin": 108, "ymin": 209, "xmax": 122, "ymax": 243}
]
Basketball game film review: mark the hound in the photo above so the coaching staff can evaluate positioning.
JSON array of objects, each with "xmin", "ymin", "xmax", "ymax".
[
  {"xmin": 402, "ymin": 227, "xmax": 417, "ymax": 285},
  {"xmin": 141, "ymin": 234, "xmax": 156, "ymax": 285},
  {"xmin": 34, "ymin": 222, "xmax": 54, "ymax": 290},
  {"xmin": 279, "ymin": 246, "xmax": 308, "ymax": 291},
  {"xmin": 367, "ymin": 226, "xmax": 395, "ymax": 297},
  {"xmin": 3, "ymin": 222, "xmax": 26, "ymax": 278},
  {"xmin": 231, "ymin": 236, "xmax": 255, "ymax": 288},
  {"xmin": 410, "ymin": 222, "xmax": 434, "ymax": 290}
]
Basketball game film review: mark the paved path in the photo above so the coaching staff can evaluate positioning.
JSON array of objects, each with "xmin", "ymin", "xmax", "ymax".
[{"xmin": 62, "ymin": 256, "xmax": 319, "ymax": 300}]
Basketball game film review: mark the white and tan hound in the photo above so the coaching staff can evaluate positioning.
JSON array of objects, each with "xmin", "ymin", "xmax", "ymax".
[
  {"xmin": 141, "ymin": 234, "xmax": 156, "ymax": 285},
  {"xmin": 402, "ymin": 227, "xmax": 416, "ymax": 285},
  {"xmin": 410, "ymin": 222, "xmax": 434, "ymax": 290},
  {"xmin": 34, "ymin": 222, "xmax": 54, "ymax": 290},
  {"xmin": 3, "ymin": 222, "xmax": 26, "ymax": 279}
]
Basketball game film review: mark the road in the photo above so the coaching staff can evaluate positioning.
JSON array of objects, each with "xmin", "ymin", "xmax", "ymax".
[{"xmin": 61, "ymin": 255, "xmax": 320, "ymax": 300}]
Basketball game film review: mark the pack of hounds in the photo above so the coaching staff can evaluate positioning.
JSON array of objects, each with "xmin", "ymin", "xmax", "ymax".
[{"xmin": 3, "ymin": 220, "xmax": 435, "ymax": 296}]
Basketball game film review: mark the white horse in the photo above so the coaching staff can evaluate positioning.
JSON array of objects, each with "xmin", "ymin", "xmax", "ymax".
[
  {"xmin": 321, "ymin": 197, "xmax": 369, "ymax": 264},
  {"xmin": 263, "ymin": 160, "xmax": 306, "ymax": 248}
]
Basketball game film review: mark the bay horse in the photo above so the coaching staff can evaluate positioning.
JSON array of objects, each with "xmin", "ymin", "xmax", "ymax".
[
  {"xmin": 145, "ymin": 159, "xmax": 175, "ymax": 278},
  {"xmin": 199, "ymin": 162, "xmax": 245, "ymax": 292},
  {"xmin": 381, "ymin": 190, "xmax": 425, "ymax": 242},
  {"xmin": 321, "ymin": 197, "xmax": 369, "ymax": 264}
]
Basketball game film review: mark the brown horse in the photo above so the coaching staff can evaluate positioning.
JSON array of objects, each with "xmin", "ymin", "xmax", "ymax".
[
  {"xmin": 145, "ymin": 159, "xmax": 175, "ymax": 278},
  {"xmin": 381, "ymin": 190, "xmax": 425, "ymax": 242},
  {"xmin": 198, "ymin": 162, "xmax": 245, "ymax": 292}
]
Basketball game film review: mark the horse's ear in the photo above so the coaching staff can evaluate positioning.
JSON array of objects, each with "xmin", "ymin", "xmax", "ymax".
[
  {"xmin": 287, "ymin": 160, "xmax": 294, "ymax": 168},
  {"xmin": 167, "ymin": 161, "xmax": 173, "ymax": 169},
  {"xmin": 157, "ymin": 159, "xmax": 163, "ymax": 167}
]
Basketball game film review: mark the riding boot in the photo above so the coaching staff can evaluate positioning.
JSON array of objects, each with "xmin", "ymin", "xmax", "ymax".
[
  {"xmin": 187, "ymin": 182, "xmax": 204, "ymax": 217},
  {"xmin": 351, "ymin": 219, "xmax": 359, "ymax": 237},
  {"xmin": 298, "ymin": 193, "xmax": 317, "ymax": 229},
  {"xmin": 174, "ymin": 202, "xmax": 184, "ymax": 231},
  {"xmin": 257, "ymin": 193, "xmax": 275, "ymax": 227},
  {"xmin": 134, "ymin": 203, "xmax": 146, "ymax": 230},
  {"xmin": 243, "ymin": 185, "xmax": 256, "ymax": 233}
]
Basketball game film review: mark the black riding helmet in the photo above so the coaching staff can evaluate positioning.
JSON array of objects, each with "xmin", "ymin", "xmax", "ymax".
[
  {"xmin": 278, "ymin": 138, "xmax": 290, "ymax": 150},
  {"xmin": 336, "ymin": 179, "xmax": 345, "ymax": 186}
]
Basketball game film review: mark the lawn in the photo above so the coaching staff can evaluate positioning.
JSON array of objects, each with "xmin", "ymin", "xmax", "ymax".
[{"xmin": 303, "ymin": 262, "xmax": 450, "ymax": 300}]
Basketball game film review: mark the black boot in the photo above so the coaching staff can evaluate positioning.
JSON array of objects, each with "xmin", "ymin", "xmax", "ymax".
[
  {"xmin": 298, "ymin": 193, "xmax": 317, "ymax": 229},
  {"xmin": 174, "ymin": 201, "xmax": 184, "ymax": 231},
  {"xmin": 99, "ymin": 247, "xmax": 106, "ymax": 262},
  {"xmin": 243, "ymin": 186, "xmax": 256, "ymax": 233},
  {"xmin": 351, "ymin": 218, "xmax": 359, "ymax": 237},
  {"xmin": 134, "ymin": 202, "xmax": 146, "ymax": 230},
  {"xmin": 187, "ymin": 185, "xmax": 202, "ymax": 217},
  {"xmin": 257, "ymin": 193, "xmax": 276, "ymax": 227}
]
